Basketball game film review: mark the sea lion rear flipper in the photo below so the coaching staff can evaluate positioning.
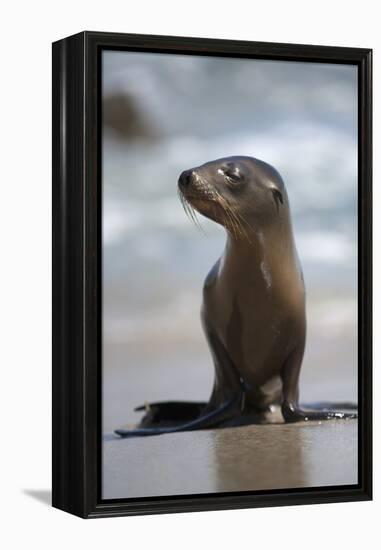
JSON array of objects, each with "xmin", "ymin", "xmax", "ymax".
[
  {"xmin": 114, "ymin": 394, "xmax": 241, "ymax": 437},
  {"xmin": 134, "ymin": 400, "xmax": 207, "ymax": 425}
]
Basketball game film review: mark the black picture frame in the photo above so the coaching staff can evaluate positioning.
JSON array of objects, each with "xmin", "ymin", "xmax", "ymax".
[{"xmin": 52, "ymin": 31, "xmax": 372, "ymax": 518}]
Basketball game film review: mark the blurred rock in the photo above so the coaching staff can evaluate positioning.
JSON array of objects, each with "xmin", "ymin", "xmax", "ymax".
[{"xmin": 103, "ymin": 92, "xmax": 158, "ymax": 141}]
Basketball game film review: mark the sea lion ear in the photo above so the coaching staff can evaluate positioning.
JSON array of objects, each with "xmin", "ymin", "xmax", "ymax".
[{"xmin": 271, "ymin": 188, "xmax": 283, "ymax": 210}]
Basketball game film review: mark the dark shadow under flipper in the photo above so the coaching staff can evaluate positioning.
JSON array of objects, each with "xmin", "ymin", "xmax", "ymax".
[
  {"xmin": 115, "ymin": 394, "xmax": 242, "ymax": 438},
  {"xmin": 282, "ymin": 402, "xmax": 358, "ymax": 423}
]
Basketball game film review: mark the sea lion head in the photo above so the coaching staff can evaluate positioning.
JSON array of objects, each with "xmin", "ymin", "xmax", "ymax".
[{"xmin": 178, "ymin": 156, "xmax": 289, "ymax": 240}]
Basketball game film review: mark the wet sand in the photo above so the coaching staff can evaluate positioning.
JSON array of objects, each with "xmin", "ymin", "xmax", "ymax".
[{"xmin": 103, "ymin": 420, "xmax": 357, "ymax": 499}]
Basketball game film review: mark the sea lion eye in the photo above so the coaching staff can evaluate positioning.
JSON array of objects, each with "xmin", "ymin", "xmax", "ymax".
[
  {"xmin": 272, "ymin": 188, "xmax": 283, "ymax": 210},
  {"xmin": 224, "ymin": 165, "xmax": 243, "ymax": 186}
]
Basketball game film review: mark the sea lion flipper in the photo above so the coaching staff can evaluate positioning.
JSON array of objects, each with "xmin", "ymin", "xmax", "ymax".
[
  {"xmin": 114, "ymin": 394, "xmax": 241, "ymax": 437},
  {"xmin": 202, "ymin": 319, "xmax": 244, "ymax": 409},
  {"xmin": 282, "ymin": 403, "xmax": 358, "ymax": 422},
  {"xmin": 299, "ymin": 401, "xmax": 358, "ymax": 411},
  {"xmin": 115, "ymin": 328, "xmax": 245, "ymax": 437},
  {"xmin": 133, "ymin": 400, "xmax": 207, "ymax": 425},
  {"xmin": 114, "ymin": 327, "xmax": 245, "ymax": 437},
  {"xmin": 134, "ymin": 401, "xmax": 207, "ymax": 413},
  {"xmin": 281, "ymin": 346, "xmax": 358, "ymax": 422}
]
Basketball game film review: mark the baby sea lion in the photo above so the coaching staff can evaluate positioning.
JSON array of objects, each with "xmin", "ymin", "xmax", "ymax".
[{"xmin": 115, "ymin": 156, "xmax": 357, "ymax": 437}]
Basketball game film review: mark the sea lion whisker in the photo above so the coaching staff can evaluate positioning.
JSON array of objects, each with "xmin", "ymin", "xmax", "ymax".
[
  {"xmin": 188, "ymin": 201, "xmax": 205, "ymax": 233},
  {"xmin": 215, "ymin": 191, "xmax": 250, "ymax": 242},
  {"xmin": 178, "ymin": 190, "xmax": 191, "ymax": 221},
  {"xmin": 213, "ymin": 191, "xmax": 236, "ymax": 231},
  {"xmin": 223, "ymin": 208, "xmax": 238, "ymax": 240},
  {"xmin": 181, "ymin": 194, "xmax": 196, "ymax": 227},
  {"xmin": 232, "ymin": 209, "xmax": 254, "ymax": 244},
  {"xmin": 226, "ymin": 206, "xmax": 247, "ymax": 241},
  {"xmin": 222, "ymin": 197, "xmax": 253, "ymax": 244},
  {"xmin": 214, "ymin": 193, "xmax": 239, "ymax": 239},
  {"xmin": 226, "ymin": 208, "xmax": 242, "ymax": 241},
  {"xmin": 178, "ymin": 188, "xmax": 205, "ymax": 234}
]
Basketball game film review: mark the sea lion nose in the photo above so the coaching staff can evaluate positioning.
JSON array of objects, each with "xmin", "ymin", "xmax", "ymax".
[{"xmin": 178, "ymin": 169, "xmax": 194, "ymax": 188}]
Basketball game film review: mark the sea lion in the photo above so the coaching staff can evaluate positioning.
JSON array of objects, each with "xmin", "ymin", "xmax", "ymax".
[{"xmin": 115, "ymin": 156, "xmax": 357, "ymax": 437}]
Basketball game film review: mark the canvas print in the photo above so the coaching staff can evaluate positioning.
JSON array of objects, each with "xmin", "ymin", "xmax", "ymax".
[{"xmin": 101, "ymin": 51, "xmax": 358, "ymax": 500}]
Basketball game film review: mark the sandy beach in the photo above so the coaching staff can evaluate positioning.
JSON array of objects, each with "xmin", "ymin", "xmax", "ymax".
[{"xmin": 103, "ymin": 420, "xmax": 358, "ymax": 500}]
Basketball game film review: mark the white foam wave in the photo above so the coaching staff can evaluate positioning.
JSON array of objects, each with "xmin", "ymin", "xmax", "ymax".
[{"xmin": 297, "ymin": 231, "xmax": 356, "ymax": 264}]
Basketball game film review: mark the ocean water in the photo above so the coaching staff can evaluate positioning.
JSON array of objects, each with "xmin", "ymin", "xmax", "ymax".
[{"xmin": 101, "ymin": 52, "xmax": 358, "ymax": 431}]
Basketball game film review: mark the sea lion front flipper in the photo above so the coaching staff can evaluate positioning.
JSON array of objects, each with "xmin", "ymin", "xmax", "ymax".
[
  {"xmin": 281, "ymin": 345, "xmax": 358, "ymax": 422},
  {"xmin": 201, "ymin": 294, "xmax": 245, "ymax": 412},
  {"xmin": 299, "ymin": 401, "xmax": 358, "ymax": 411},
  {"xmin": 114, "ymin": 329, "xmax": 246, "ymax": 437},
  {"xmin": 282, "ymin": 403, "xmax": 358, "ymax": 422}
]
